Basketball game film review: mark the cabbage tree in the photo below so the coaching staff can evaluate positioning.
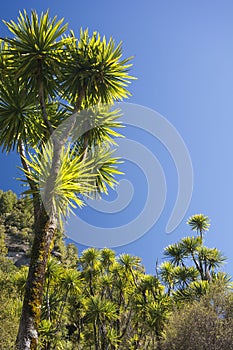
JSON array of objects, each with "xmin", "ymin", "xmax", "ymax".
[{"xmin": 0, "ymin": 10, "xmax": 134, "ymax": 349}]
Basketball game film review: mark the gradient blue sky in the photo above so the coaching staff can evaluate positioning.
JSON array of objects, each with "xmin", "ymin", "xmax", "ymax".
[{"xmin": 0, "ymin": 1, "xmax": 233, "ymax": 275}]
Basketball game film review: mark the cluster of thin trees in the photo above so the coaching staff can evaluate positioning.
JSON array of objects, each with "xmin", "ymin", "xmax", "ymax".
[{"xmin": 0, "ymin": 194, "xmax": 232, "ymax": 349}]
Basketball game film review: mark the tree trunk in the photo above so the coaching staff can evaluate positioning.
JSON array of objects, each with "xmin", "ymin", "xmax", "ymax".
[
  {"xmin": 16, "ymin": 86, "xmax": 86, "ymax": 350},
  {"xmin": 16, "ymin": 207, "xmax": 57, "ymax": 350}
]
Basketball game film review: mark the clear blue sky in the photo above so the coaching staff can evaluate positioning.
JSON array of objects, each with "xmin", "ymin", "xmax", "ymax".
[{"xmin": 0, "ymin": 1, "xmax": 233, "ymax": 276}]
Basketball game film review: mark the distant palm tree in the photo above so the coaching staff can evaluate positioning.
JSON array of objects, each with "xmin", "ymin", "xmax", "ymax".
[
  {"xmin": 86, "ymin": 295, "xmax": 118, "ymax": 350},
  {"xmin": 118, "ymin": 253, "xmax": 142, "ymax": 287},
  {"xmin": 100, "ymin": 248, "xmax": 116, "ymax": 272},
  {"xmin": 159, "ymin": 261, "xmax": 176, "ymax": 295},
  {"xmin": 174, "ymin": 266, "xmax": 199, "ymax": 289},
  {"xmin": 164, "ymin": 242, "xmax": 186, "ymax": 267},
  {"xmin": 197, "ymin": 246, "xmax": 226, "ymax": 280},
  {"xmin": 161, "ymin": 215, "xmax": 226, "ymax": 295},
  {"xmin": 80, "ymin": 248, "xmax": 102, "ymax": 296},
  {"xmin": 187, "ymin": 214, "xmax": 210, "ymax": 240}
]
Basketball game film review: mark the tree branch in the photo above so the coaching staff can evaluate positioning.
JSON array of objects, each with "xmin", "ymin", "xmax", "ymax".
[
  {"xmin": 19, "ymin": 141, "xmax": 41, "ymax": 218},
  {"xmin": 37, "ymin": 59, "xmax": 53, "ymax": 136}
]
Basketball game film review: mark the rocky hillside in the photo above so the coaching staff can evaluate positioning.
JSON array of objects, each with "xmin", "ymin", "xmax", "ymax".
[
  {"xmin": 0, "ymin": 189, "xmax": 67, "ymax": 267},
  {"xmin": 0, "ymin": 189, "xmax": 33, "ymax": 266}
]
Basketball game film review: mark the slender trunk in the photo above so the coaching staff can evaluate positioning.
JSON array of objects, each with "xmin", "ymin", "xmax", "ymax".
[
  {"xmin": 155, "ymin": 330, "xmax": 162, "ymax": 350},
  {"xmin": 16, "ymin": 207, "xmax": 57, "ymax": 350},
  {"xmin": 204, "ymin": 258, "xmax": 207, "ymax": 280},
  {"xmin": 130, "ymin": 268, "xmax": 138, "ymax": 288},
  {"xmin": 88, "ymin": 267, "xmax": 94, "ymax": 296},
  {"xmin": 167, "ymin": 284, "xmax": 171, "ymax": 296},
  {"xmin": 93, "ymin": 320, "xmax": 99, "ymax": 350},
  {"xmin": 100, "ymin": 321, "xmax": 107, "ymax": 350},
  {"xmin": 44, "ymin": 288, "xmax": 70, "ymax": 350},
  {"xmin": 16, "ymin": 138, "xmax": 61, "ymax": 350},
  {"xmin": 55, "ymin": 288, "xmax": 70, "ymax": 331},
  {"xmin": 191, "ymin": 251, "xmax": 204, "ymax": 279},
  {"xmin": 200, "ymin": 228, "xmax": 203, "ymax": 241}
]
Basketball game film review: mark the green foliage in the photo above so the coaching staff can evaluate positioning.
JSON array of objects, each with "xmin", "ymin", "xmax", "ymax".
[
  {"xmin": 0, "ymin": 191, "xmax": 34, "ymax": 268},
  {"xmin": 161, "ymin": 286, "xmax": 233, "ymax": 350},
  {"xmin": 0, "ymin": 189, "xmax": 17, "ymax": 213},
  {"xmin": 187, "ymin": 213, "xmax": 210, "ymax": 238},
  {"xmin": 0, "ymin": 77, "xmax": 44, "ymax": 152},
  {"xmin": 160, "ymin": 214, "xmax": 227, "ymax": 298},
  {"xmin": 36, "ymin": 247, "xmax": 171, "ymax": 349},
  {"xmin": 0, "ymin": 207, "xmax": 232, "ymax": 349},
  {"xmin": 0, "ymin": 259, "xmax": 23, "ymax": 349},
  {"xmin": 20, "ymin": 142, "xmax": 98, "ymax": 223},
  {"xmin": 60, "ymin": 28, "xmax": 135, "ymax": 105},
  {"xmin": 0, "ymin": 223, "xmax": 7, "ymax": 256},
  {"xmin": 0, "ymin": 9, "xmax": 135, "ymax": 224},
  {"xmin": 0, "ymin": 10, "xmax": 135, "ymax": 347},
  {"xmin": 0, "ymin": 8, "xmax": 232, "ymax": 350},
  {"xmin": 4, "ymin": 10, "xmax": 68, "ymax": 97}
]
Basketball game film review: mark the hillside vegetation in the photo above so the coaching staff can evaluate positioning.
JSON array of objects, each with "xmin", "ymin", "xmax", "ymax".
[{"xmin": 0, "ymin": 190, "xmax": 233, "ymax": 349}]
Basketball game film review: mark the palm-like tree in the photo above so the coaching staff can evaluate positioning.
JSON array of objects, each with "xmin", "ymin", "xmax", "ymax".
[
  {"xmin": 79, "ymin": 248, "xmax": 102, "ymax": 297},
  {"xmin": 173, "ymin": 266, "xmax": 199, "ymax": 289},
  {"xmin": 118, "ymin": 253, "xmax": 143, "ymax": 287},
  {"xmin": 187, "ymin": 214, "xmax": 210, "ymax": 240},
  {"xmin": 173, "ymin": 280, "xmax": 210, "ymax": 302},
  {"xmin": 163, "ymin": 242, "xmax": 186, "ymax": 267},
  {"xmin": 180, "ymin": 236, "xmax": 204, "ymax": 278},
  {"xmin": 146, "ymin": 294, "xmax": 171, "ymax": 344},
  {"xmin": 43, "ymin": 257, "xmax": 62, "ymax": 322},
  {"xmin": 5, "ymin": 11, "xmax": 67, "ymax": 118},
  {"xmin": 196, "ymin": 246, "xmax": 226, "ymax": 280},
  {"xmin": 85, "ymin": 295, "xmax": 118, "ymax": 350},
  {"xmin": 180, "ymin": 236, "xmax": 202, "ymax": 254},
  {"xmin": 211, "ymin": 271, "xmax": 232, "ymax": 290},
  {"xmin": 159, "ymin": 261, "xmax": 176, "ymax": 295},
  {"xmin": 59, "ymin": 28, "xmax": 134, "ymax": 107},
  {"xmin": 0, "ymin": 10, "xmax": 134, "ymax": 349},
  {"xmin": 100, "ymin": 248, "xmax": 116, "ymax": 271},
  {"xmin": 138, "ymin": 275, "xmax": 163, "ymax": 300},
  {"xmin": 161, "ymin": 215, "xmax": 226, "ymax": 302}
]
